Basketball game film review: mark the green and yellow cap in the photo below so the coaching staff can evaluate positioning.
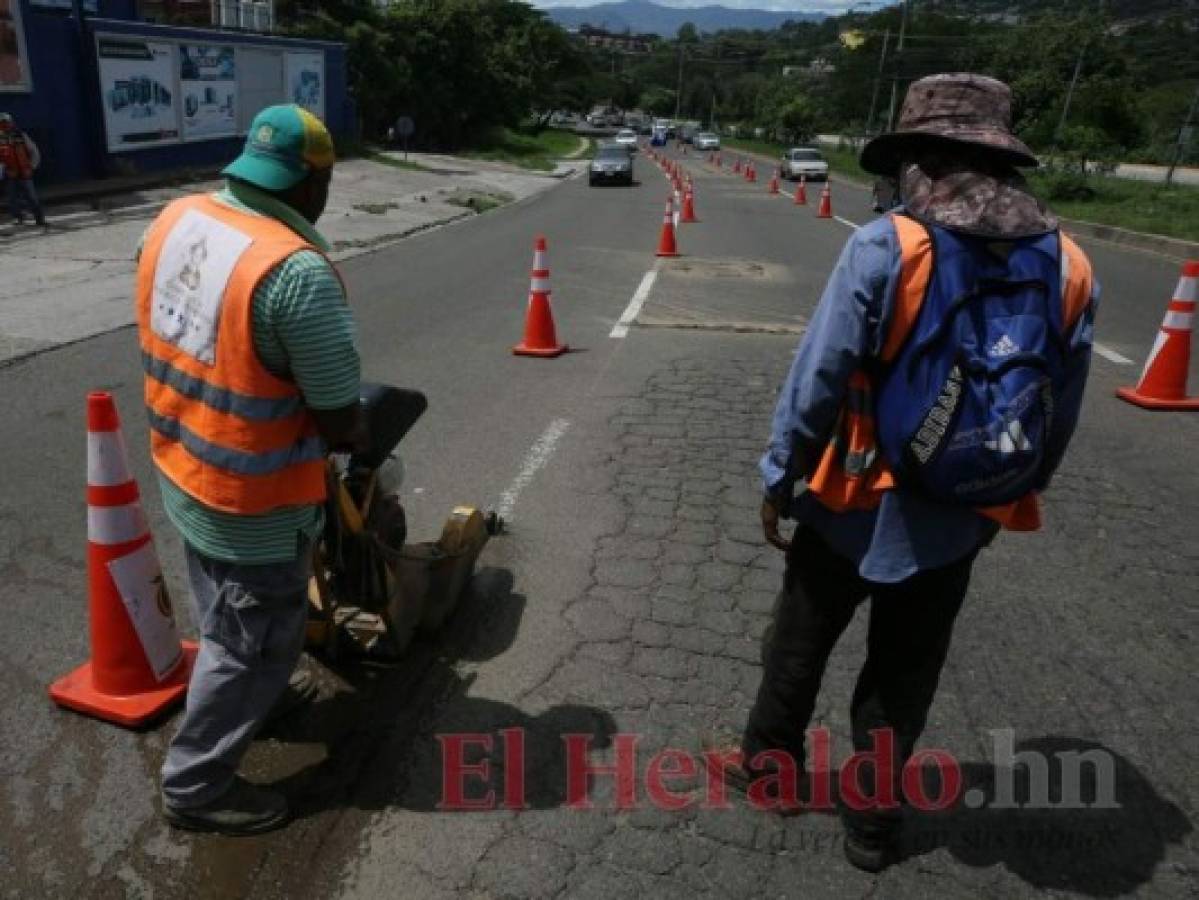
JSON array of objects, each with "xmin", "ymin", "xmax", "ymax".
[{"xmin": 223, "ymin": 104, "xmax": 335, "ymax": 191}]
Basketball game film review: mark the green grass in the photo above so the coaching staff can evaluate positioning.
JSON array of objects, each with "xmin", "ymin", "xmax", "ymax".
[
  {"xmin": 463, "ymin": 127, "xmax": 589, "ymax": 171},
  {"xmin": 723, "ymin": 136, "xmax": 1199, "ymax": 242},
  {"xmin": 1026, "ymin": 172, "xmax": 1199, "ymax": 243}
]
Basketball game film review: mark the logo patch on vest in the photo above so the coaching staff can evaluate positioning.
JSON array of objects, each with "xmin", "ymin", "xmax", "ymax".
[{"xmin": 151, "ymin": 209, "xmax": 253, "ymax": 365}]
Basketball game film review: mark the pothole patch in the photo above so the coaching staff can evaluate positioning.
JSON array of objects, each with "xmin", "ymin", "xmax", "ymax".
[{"xmin": 660, "ymin": 258, "xmax": 785, "ymax": 281}]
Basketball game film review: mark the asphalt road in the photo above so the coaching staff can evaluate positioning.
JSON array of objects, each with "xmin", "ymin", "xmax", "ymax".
[{"xmin": 1, "ymin": 145, "xmax": 1196, "ymax": 898}]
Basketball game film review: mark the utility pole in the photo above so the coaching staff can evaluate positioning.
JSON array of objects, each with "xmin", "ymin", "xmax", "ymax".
[
  {"xmin": 1167, "ymin": 84, "xmax": 1199, "ymax": 186},
  {"xmin": 1052, "ymin": 43, "xmax": 1086, "ymax": 151},
  {"xmin": 709, "ymin": 91, "xmax": 716, "ymax": 131},
  {"xmin": 673, "ymin": 45, "xmax": 685, "ymax": 121},
  {"xmin": 866, "ymin": 28, "xmax": 891, "ymax": 135},
  {"xmin": 885, "ymin": 0, "xmax": 911, "ymax": 132}
]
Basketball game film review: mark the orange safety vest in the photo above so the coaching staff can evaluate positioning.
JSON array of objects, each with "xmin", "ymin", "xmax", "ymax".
[
  {"xmin": 135, "ymin": 194, "xmax": 331, "ymax": 515},
  {"xmin": 806, "ymin": 214, "xmax": 1094, "ymax": 532},
  {"xmin": 0, "ymin": 130, "xmax": 34, "ymax": 179}
]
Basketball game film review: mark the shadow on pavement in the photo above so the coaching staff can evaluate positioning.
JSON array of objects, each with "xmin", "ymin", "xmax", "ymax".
[
  {"xmin": 263, "ymin": 565, "xmax": 616, "ymax": 817},
  {"xmin": 899, "ymin": 736, "xmax": 1192, "ymax": 896}
]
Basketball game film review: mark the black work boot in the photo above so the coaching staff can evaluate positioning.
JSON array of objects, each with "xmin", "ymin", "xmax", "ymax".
[
  {"xmin": 842, "ymin": 813, "xmax": 902, "ymax": 872},
  {"xmin": 163, "ymin": 776, "xmax": 289, "ymax": 836}
]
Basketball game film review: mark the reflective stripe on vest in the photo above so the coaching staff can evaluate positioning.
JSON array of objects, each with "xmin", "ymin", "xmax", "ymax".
[
  {"xmin": 805, "ymin": 214, "xmax": 1093, "ymax": 531},
  {"xmin": 136, "ymin": 194, "xmax": 330, "ymax": 515}
]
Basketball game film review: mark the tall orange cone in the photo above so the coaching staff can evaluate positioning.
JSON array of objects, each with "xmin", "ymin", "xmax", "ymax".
[
  {"xmin": 734, "ymin": 158, "xmax": 742, "ymax": 174},
  {"xmin": 681, "ymin": 185, "xmax": 698, "ymax": 223},
  {"xmin": 49, "ymin": 392, "xmax": 197, "ymax": 727},
  {"xmin": 794, "ymin": 176, "xmax": 808, "ymax": 205},
  {"xmin": 656, "ymin": 196, "xmax": 680, "ymax": 257},
  {"xmin": 768, "ymin": 174, "xmax": 780, "ymax": 194},
  {"xmin": 1117, "ymin": 261, "xmax": 1199, "ymax": 409},
  {"xmin": 513, "ymin": 235, "xmax": 568, "ymax": 357},
  {"xmin": 816, "ymin": 182, "xmax": 833, "ymax": 218}
]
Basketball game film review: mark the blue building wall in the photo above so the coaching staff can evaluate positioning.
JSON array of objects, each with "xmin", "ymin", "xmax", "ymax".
[{"xmin": 0, "ymin": 0, "xmax": 351, "ymax": 184}]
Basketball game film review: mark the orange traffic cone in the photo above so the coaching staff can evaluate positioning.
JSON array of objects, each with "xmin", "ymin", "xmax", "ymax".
[
  {"xmin": 656, "ymin": 196, "xmax": 680, "ymax": 257},
  {"xmin": 794, "ymin": 176, "xmax": 808, "ymax": 205},
  {"xmin": 716, "ymin": 153, "xmax": 722, "ymax": 169},
  {"xmin": 734, "ymin": 158, "xmax": 742, "ymax": 174},
  {"xmin": 681, "ymin": 186, "xmax": 698, "ymax": 223},
  {"xmin": 1117, "ymin": 261, "xmax": 1199, "ymax": 409},
  {"xmin": 513, "ymin": 235, "xmax": 567, "ymax": 357},
  {"xmin": 48, "ymin": 392, "xmax": 197, "ymax": 727},
  {"xmin": 816, "ymin": 183, "xmax": 833, "ymax": 218},
  {"xmin": 768, "ymin": 174, "xmax": 780, "ymax": 195}
]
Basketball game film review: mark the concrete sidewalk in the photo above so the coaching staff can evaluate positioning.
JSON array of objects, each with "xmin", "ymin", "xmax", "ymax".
[{"xmin": 0, "ymin": 154, "xmax": 580, "ymax": 366}]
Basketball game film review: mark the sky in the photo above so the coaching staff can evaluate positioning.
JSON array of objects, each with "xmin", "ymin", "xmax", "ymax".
[{"xmin": 530, "ymin": 1, "xmax": 897, "ymax": 10}]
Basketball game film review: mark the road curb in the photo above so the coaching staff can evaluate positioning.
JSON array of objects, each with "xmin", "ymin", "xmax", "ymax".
[{"xmin": 1057, "ymin": 218, "xmax": 1199, "ymax": 262}]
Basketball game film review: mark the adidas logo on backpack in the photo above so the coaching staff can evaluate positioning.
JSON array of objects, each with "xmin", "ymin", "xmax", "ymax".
[{"xmin": 989, "ymin": 334, "xmax": 1019, "ymax": 358}]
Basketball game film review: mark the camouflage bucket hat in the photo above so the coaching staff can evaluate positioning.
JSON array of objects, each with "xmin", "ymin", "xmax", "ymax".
[{"xmin": 860, "ymin": 73, "xmax": 1038, "ymax": 177}]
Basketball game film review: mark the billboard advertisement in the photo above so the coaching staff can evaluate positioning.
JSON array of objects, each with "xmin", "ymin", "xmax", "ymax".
[
  {"xmin": 97, "ymin": 37, "xmax": 179, "ymax": 151},
  {"xmin": 180, "ymin": 44, "xmax": 237, "ymax": 140},
  {"xmin": 285, "ymin": 51, "xmax": 324, "ymax": 122}
]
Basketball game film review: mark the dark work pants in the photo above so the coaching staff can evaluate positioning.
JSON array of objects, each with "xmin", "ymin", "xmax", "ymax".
[{"xmin": 742, "ymin": 525, "xmax": 975, "ymax": 833}]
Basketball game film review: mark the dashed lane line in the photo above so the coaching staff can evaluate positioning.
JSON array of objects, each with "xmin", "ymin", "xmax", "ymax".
[
  {"xmin": 1094, "ymin": 343, "xmax": 1135, "ymax": 365},
  {"xmin": 495, "ymin": 418, "xmax": 572, "ymax": 522},
  {"xmin": 610, "ymin": 261, "xmax": 662, "ymax": 339}
]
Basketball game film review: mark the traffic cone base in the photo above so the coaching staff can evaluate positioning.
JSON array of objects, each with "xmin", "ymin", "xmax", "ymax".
[
  {"xmin": 49, "ymin": 644, "xmax": 197, "ymax": 727},
  {"xmin": 1114, "ymin": 387, "xmax": 1199, "ymax": 410}
]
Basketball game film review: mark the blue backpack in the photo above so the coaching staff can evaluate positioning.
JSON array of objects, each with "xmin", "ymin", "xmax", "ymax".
[{"xmin": 875, "ymin": 218, "xmax": 1085, "ymax": 507}]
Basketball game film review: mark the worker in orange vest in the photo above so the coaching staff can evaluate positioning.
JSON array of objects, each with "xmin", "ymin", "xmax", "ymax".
[
  {"xmin": 137, "ymin": 105, "xmax": 364, "ymax": 835},
  {"xmin": 707, "ymin": 75, "xmax": 1098, "ymax": 871},
  {"xmin": 0, "ymin": 113, "xmax": 46, "ymax": 228}
]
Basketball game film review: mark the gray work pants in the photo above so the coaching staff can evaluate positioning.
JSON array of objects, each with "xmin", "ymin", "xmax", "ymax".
[{"xmin": 160, "ymin": 541, "xmax": 310, "ymax": 809}]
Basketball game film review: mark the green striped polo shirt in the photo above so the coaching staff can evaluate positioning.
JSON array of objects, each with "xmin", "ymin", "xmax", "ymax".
[{"xmin": 152, "ymin": 179, "xmax": 361, "ymax": 564}]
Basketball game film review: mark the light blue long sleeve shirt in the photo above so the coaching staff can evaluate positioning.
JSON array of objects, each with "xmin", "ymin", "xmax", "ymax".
[{"xmin": 760, "ymin": 213, "xmax": 1096, "ymax": 584}]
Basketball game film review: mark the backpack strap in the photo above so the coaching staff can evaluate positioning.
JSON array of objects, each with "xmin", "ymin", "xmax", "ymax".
[
  {"xmin": 1059, "ymin": 232, "xmax": 1093, "ymax": 330},
  {"xmin": 883, "ymin": 214, "xmax": 934, "ymax": 363}
]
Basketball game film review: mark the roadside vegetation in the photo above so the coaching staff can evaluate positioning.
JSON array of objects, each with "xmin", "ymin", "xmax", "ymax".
[
  {"xmin": 463, "ymin": 128, "xmax": 590, "ymax": 172},
  {"xmin": 722, "ymin": 136, "xmax": 1199, "ymax": 243}
]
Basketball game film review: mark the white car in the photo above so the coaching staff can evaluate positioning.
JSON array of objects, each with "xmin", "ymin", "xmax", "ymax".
[
  {"xmin": 614, "ymin": 128, "xmax": 638, "ymax": 151},
  {"xmin": 694, "ymin": 132, "xmax": 720, "ymax": 151},
  {"xmin": 780, "ymin": 147, "xmax": 829, "ymax": 181}
]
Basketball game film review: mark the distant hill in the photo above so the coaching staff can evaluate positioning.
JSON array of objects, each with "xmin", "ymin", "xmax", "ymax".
[{"xmin": 544, "ymin": 0, "xmax": 825, "ymax": 37}]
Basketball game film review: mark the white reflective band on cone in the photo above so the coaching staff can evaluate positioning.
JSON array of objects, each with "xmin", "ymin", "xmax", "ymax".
[
  {"xmin": 530, "ymin": 278, "xmax": 551, "ymax": 293},
  {"xmin": 1176, "ymin": 277, "xmax": 1198, "ymax": 304},
  {"xmin": 87, "ymin": 430, "xmax": 134, "ymax": 487},
  {"xmin": 1139, "ymin": 330, "xmax": 1169, "ymax": 381},
  {"xmin": 1163, "ymin": 311, "xmax": 1194, "ymax": 330},
  {"xmin": 533, "ymin": 251, "xmax": 546, "ymax": 271},
  {"xmin": 88, "ymin": 502, "xmax": 149, "ymax": 545}
]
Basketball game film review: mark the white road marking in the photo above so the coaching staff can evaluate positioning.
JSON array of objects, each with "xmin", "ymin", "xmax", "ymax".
[
  {"xmin": 833, "ymin": 215, "xmax": 860, "ymax": 230},
  {"xmin": 610, "ymin": 262, "xmax": 662, "ymax": 338},
  {"xmin": 1094, "ymin": 343, "xmax": 1135, "ymax": 365},
  {"xmin": 496, "ymin": 418, "xmax": 571, "ymax": 521}
]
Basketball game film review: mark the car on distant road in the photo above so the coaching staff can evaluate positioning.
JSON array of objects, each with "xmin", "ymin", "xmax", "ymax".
[
  {"xmin": 780, "ymin": 147, "xmax": 829, "ymax": 181},
  {"xmin": 589, "ymin": 143, "xmax": 634, "ymax": 186},
  {"xmin": 614, "ymin": 128, "xmax": 638, "ymax": 151},
  {"xmin": 694, "ymin": 132, "xmax": 720, "ymax": 151}
]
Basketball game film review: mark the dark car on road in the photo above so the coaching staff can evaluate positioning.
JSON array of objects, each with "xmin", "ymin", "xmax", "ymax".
[{"xmin": 589, "ymin": 143, "xmax": 634, "ymax": 186}]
